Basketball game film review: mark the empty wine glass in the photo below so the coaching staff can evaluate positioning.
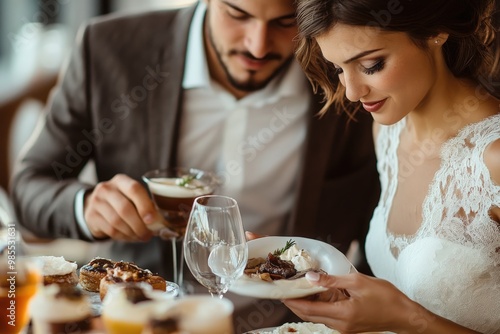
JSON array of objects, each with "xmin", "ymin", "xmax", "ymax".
[{"xmin": 183, "ymin": 195, "xmax": 248, "ymax": 298}]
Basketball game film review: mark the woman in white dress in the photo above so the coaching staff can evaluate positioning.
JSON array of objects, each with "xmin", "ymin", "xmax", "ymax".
[{"xmin": 284, "ymin": 1, "xmax": 500, "ymax": 333}]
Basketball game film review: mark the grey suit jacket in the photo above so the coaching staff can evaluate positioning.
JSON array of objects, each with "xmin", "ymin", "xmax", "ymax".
[{"xmin": 11, "ymin": 5, "xmax": 379, "ymax": 278}]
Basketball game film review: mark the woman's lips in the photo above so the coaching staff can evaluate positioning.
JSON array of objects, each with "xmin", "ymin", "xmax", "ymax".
[{"xmin": 362, "ymin": 99, "xmax": 386, "ymax": 112}]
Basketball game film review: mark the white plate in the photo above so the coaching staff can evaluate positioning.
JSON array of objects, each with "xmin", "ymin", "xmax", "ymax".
[
  {"xmin": 229, "ymin": 236, "xmax": 353, "ymax": 299},
  {"xmin": 244, "ymin": 327, "xmax": 276, "ymax": 334},
  {"xmin": 246, "ymin": 328, "xmax": 391, "ymax": 334}
]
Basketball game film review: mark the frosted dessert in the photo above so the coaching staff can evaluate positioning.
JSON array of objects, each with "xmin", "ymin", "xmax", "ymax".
[
  {"xmin": 35, "ymin": 255, "xmax": 78, "ymax": 286},
  {"xmin": 30, "ymin": 284, "xmax": 92, "ymax": 334}
]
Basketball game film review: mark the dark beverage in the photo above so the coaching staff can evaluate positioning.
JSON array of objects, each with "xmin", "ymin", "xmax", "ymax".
[
  {"xmin": 142, "ymin": 168, "xmax": 219, "ymax": 285},
  {"xmin": 148, "ymin": 178, "xmax": 213, "ymax": 235}
]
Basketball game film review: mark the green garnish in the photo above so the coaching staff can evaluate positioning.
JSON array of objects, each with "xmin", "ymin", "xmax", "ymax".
[
  {"xmin": 176, "ymin": 175, "xmax": 195, "ymax": 187},
  {"xmin": 273, "ymin": 239, "xmax": 296, "ymax": 256}
]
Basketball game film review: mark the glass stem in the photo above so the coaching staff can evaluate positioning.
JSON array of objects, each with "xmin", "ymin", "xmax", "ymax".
[
  {"xmin": 178, "ymin": 239, "xmax": 184, "ymax": 287},
  {"xmin": 171, "ymin": 237, "xmax": 177, "ymax": 285}
]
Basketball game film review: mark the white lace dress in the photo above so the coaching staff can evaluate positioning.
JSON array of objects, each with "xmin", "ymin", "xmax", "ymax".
[{"xmin": 366, "ymin": 114, "xmax": 500, "ymax": 334}]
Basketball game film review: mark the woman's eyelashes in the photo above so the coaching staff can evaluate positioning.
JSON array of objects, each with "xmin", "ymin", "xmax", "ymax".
[
  {"xmin": 362, "ymin": 59, "xmax": 385, "ymax": 75},
  {"xmin": 333, "ymin": 58, "xmax": 386, "ymax": 76}
]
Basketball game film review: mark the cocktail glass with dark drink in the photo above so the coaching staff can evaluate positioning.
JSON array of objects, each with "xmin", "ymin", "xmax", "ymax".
[{"xmin": 142, "ymin": 168, "xmax": 218, "ymax": 285}]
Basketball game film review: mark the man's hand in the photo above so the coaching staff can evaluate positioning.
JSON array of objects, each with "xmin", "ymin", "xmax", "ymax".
[{"xmin": 84, "ymin": 174, "xmax": 165, "ymax": 241}]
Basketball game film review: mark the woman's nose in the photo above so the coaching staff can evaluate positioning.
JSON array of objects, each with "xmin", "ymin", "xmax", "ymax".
[{"xmin": 343, "ymin": 74, "xmax": 369, "ymax": 102}]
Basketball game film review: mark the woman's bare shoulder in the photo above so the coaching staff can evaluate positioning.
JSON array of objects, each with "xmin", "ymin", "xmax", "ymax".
[{"xmin": 484, "ymin": 138, "xmax": 500, "ymax": 186}]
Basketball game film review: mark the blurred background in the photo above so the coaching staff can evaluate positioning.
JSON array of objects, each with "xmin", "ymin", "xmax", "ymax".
[
  {"xmin": 0, "ymin": 0, "xmax": 197, "ymax": 186},
  {"xmin": 0, "ymin": 0, "xmax": 196, "ymax": 262}
]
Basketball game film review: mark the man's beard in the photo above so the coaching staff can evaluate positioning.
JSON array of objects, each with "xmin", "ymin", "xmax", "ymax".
[{"xmin": 208, "ymin": 24, "xmax": 293, "ymax": 92}]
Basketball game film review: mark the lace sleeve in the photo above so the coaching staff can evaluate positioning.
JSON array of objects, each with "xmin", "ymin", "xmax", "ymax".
[{"xmin": 421, "ymin": 115, "xmax": 500, "ymax": 266}]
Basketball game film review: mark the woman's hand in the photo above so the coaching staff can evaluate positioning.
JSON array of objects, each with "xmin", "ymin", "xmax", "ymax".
[
  {"xmin": 283, "ymin": 272, "xmax": 416, "ymax": 333},
  {"xmin": 245, "ymin": 231, "xmax": 267, "ymax": 241}
]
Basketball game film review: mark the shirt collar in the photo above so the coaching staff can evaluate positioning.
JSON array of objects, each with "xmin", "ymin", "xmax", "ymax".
[{"xmin": 183, "ymin": 2, "xmax": 210, "ymax": 89}]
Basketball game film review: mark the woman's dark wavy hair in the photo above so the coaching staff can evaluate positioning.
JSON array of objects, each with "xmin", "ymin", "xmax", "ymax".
[{"xmin": 295, "ymin": 0, "xmax": 500, "ymax": 116}]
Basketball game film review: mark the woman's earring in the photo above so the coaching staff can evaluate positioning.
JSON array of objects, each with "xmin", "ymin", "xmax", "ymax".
[{"xmin": 434, "ymin": 40, "xmax": 439, "ymax": 44}]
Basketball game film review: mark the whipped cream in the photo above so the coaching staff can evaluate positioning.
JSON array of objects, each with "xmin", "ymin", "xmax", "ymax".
[
  {"xmin": 36, "ymin": 256, "xmax": 77, "ymax": 276},
  {"xmin": 280, "ymin": 245, "xmax": 318, "ymax": 271},
  {"xmin": 147, "ymin": 177, "xmax": 213, "ymax": 198},
  {"xmin": 30, "ymin": 284, "xmax": 91, "ymax": 322}
]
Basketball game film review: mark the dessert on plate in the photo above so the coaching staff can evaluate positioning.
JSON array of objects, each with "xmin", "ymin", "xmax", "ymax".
[
  {"xmin": 79, "ymin": 257, "xmax": 115, "ymax": 292},
  {"xmin": 35, "ymin": 255, "xmax": 78, "ymax": 286},
  {"xmin": 245, "ymin": 239, "xmax": 321, "ymax": 281},
  {"xmin": 99, "ymin": 261, "xmax": 167, "ymax": 300},
  {"xmin": 30, "ymin": 284, "xmax": 93, "ymax": 334}
]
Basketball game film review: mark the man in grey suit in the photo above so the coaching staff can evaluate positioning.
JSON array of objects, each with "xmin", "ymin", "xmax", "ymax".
[{"xmin": 11, "ymin": 0, "xmax": 379, "ymax": 331}]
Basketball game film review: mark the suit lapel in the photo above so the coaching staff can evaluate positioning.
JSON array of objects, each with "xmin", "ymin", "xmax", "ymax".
[
  {"xmin": 147, "ymin": 5, "xmax": 197, "ymax": 169},
  {"xmin": 289, "ymin": 93, "xmax": 342, "ymax": 236}
]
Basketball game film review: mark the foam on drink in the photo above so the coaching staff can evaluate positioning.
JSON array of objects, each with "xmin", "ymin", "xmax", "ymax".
[{"xmin": 147, "ymin": 178, "xmax": 213, "ymax": 198}]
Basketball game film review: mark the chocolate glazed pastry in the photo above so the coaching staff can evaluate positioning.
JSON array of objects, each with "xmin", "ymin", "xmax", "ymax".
[
  {"xmin": 99, "ymin": 261, "xmax": 167, "ymax": 300},
  {"xmin": 79, "ymin": 258, "xmax": 116, "ymax": 292}
]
